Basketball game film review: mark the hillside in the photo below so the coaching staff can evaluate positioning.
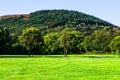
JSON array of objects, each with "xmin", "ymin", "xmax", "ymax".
[
  {"xmin": 29, "ymin": 10, "xmax": 114, "ymax": 27},
  {"xmin": 0, "ymin": 9, "xmax": 115, "ymax": 27},
  {"xmin": 0, "ymin": 9, "xmax": 117, "ymax": 35}
]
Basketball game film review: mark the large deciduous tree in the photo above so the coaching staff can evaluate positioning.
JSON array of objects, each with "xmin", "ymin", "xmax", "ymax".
[
  {"xmin": 71, "ymin": 31, "xmax": 84, "ymax": 54},
  {"xmin": 109, "ymin": 36, "xmax": 120, "ymax": 55},
  {"xmin": 82, "ymin": 30, "xmax": 112, "ymax": 53},
  {"xmin": 19, "ymin": 27, "xmax": 42, "ymax": 56},
  {"xmin": 58, "ymin": 28, "xmax": 75, "ymax": 57},
  {"xmin": 43, "ymin": 32, "xmax": 59, "ymax": 54}
]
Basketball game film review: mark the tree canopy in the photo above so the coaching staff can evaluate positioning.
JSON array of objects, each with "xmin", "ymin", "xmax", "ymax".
[
  {"xmin": 109, "ymin": 36, "xmax": 120, "ymax": 51},
  {"xmin": 43, "ymin": 32, "xmax": 59, "ymax": 54},
  {"xmin": 19, "ymin": 27, "xmax": 42, "ymax": 56}
]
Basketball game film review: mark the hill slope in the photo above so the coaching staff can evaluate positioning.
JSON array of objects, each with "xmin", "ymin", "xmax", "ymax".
[
  {"xmin": 0, "ymin": 9, "xmax": 117, "ymax": 36},
  {"xmin": 29, "ymin": 10, "xmax": 113, "ymax": 27},
  {"xmin": 0, "ymin": 9, "xmax": 114, "ymax": 27}
]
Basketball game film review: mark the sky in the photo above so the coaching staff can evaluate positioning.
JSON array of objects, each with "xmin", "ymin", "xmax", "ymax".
[{"xmin": 0, "ymin": 0, "xmax": 120, "ymax": 26}]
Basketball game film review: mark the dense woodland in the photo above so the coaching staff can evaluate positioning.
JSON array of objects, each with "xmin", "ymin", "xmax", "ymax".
[{"xmin": 0, "ymin": 10, "xmax": 120, "ymax": 56}]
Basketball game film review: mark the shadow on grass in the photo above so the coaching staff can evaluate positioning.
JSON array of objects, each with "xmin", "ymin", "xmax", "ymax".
[
  {"xmin": 0, "ymin": 55, "xmax": 118, "ymax": 58},
  {"xmin": 79, "ymin": 55, "xmax": 119, "ymax": 58},
  {"xmin": 0, "ymin": 55, "xmax": 29, "ymax": 58},
  {"xmin": 0, "ymin": 55, "xmax": 65, "ymax": 58}
]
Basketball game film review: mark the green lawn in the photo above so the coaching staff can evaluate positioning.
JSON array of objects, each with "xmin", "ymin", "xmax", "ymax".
[{"xmin": 0, "ymin": 55, "xmax": 120, "ymax": 80}]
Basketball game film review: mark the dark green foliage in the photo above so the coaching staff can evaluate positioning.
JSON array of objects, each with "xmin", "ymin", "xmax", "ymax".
[
  {"xmin": 109, "ymin": 36, "xmax": 120, "ymax": 51},
  {"xmin": 0, "ymin": 9, "xmax": 115, "ymax": 37},
  {"xmin": 58, "ymin": 28, "xmax": 75, "ymax": 56},
  {"xmin": 43, "ymin": 32, "xmax": 59, "ymax": 54},
  {"xmin": 82, "ymin": 29, "xmax": 113, "ymax": 53},
  {"xmin": 0, "ymin": 26, "xmax": 12, "ymax": 54},
  {"xmin": 29, "ymin": 10, "xmax": 113, "ymax": 27},
  {"xmin": 71, "ymin": 31, "xmax": 84, "ymax": 54},
  {"xmin": 19, "ymin": 27, "xmax": 43, "ymax": 56}
]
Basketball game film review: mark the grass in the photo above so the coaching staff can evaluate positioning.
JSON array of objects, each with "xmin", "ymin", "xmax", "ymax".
[{"xmin": 0, "ymin": 55, "xmax": 120, "ymax": 80}]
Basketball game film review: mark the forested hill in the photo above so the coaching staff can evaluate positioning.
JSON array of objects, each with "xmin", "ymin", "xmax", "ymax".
[
  {"xmin": 0, "ymin": 10, "xmax": 114, "ymax": 28},
  {"xmin": 29, "ymin": 10, "xmax": 114, "ymax": 27},
  {"xmin": 0, "ymin": 9, "xmax": 117, "ymax": 35}
]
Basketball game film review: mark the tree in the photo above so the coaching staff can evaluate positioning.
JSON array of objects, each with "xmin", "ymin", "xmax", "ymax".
[
  {"xmin": 70, "ymin": 31, "xmax": 84, "ymax": 54},
  {"xmin": 109, "ymin": 36, "xmax": 120, "ymax": 55},
  {"xmin": 43, "ymin": 32, "xmax": 59, "ymax": 54},
  {"xmin": 92, "ymin": 30, "xmax": 112, "ymax": 52},
  {"xmin": 0, "ymin": 27, "xmax": 11, "ymax": 54},
  {"xmin": 82, "ymin": 34, "xmax": 94, "ymax": 52},
  {"xmin": 58, "ymin": 28, "xmax": 75, "ymax": 57},
  {"xmin": 82, "ymin": 30, "xmax": 112, "ymax": 53},
  {"xmin": 19, "ymin": 27, "xmax": 42, "ymax": 56},
  {"xmin": 0, "ymin": 27, "xmax": 4, "ymax": 52}
]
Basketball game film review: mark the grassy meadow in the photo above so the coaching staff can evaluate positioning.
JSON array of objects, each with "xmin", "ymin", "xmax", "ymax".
[{"xmin": 0, "ymin": 55, "xmax": 120, "ymax": 80}]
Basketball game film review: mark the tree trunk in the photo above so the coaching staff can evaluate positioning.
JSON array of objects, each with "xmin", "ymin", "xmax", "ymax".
[
  {"xmin": 119, "ymin": 50, "xmax": 120, "ymax": 58},
  {"xmin": 29, "ymin": 51, "xmax": 31, "ymax": 57},
  {"xmin": 64, "ymin": 48, "xmax": 68, "ymax": 57}
]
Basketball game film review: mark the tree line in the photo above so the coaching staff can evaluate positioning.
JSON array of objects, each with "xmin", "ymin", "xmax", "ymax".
[{"xmin": 1, "ymin": 26, "xmax": 120, "ymax": 56}]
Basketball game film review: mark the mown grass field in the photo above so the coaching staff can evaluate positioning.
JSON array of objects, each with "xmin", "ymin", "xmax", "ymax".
[{"xmin": 0, "ymin": 55, "xmax": 120, "ymax": 80}]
